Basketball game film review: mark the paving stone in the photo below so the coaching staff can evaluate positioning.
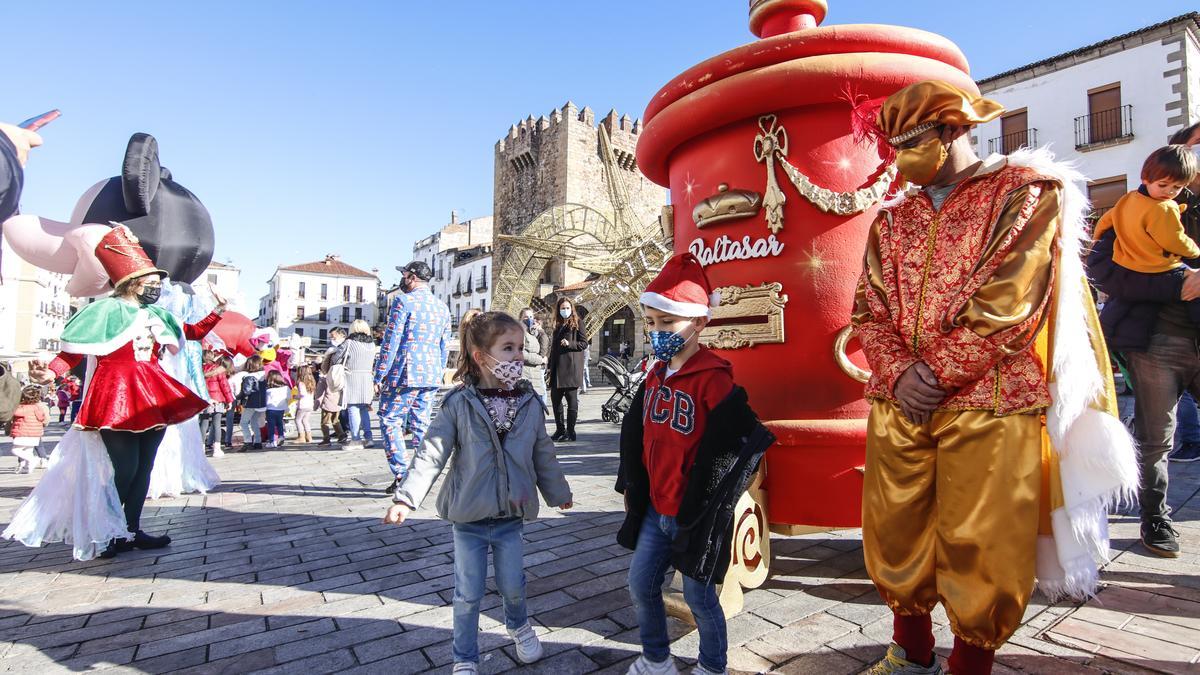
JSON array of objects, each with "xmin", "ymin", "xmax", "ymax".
[{"xmin": 1, "ymin": 395, "xmax": 1198, "ymax": 673}]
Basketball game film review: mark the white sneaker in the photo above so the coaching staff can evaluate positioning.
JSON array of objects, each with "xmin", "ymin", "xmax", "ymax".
[
  {"xmin": 627, "ymin": 655, "xmax": 678, "ymax": 675},
  {"xmin": 212, "ymin": 447, "xmax": 225, "ymax": 458},
  {"xmin": 508, "ymin": 622, "xmax": 543, "ymax": 664},
  {"xmin": 451, "ymin": 662, "xmax": 478, "ymax": 674}
]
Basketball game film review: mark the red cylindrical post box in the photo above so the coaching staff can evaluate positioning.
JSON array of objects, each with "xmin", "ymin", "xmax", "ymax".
[{"xmin": 637, "ymin": 1, "xmax": 977, "ymax": 527}]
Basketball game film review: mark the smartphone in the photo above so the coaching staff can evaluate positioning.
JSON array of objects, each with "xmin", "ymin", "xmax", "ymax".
[{"xmin": 18, "ymin": 109, "xmax": 60, "ymax": 131}]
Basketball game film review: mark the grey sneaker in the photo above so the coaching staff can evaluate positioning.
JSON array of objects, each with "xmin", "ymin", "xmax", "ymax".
[
  {"xmin": 627, "ymin": 655, "xmax": 679, "ymax": 675},
  {"xmin": 451, "ymin": 662, "xmax": 478, "ymax": 674},
  {"xmin": 508, "ymin": 622, "xmax": 543, "ymax": 664},
  {"xmin": 692, "ymin": 663, "xmax": 727, "ymax": 675},
  {"xmin": 868, "ymin": 643, "xmax": 943, "ymax": 674}
]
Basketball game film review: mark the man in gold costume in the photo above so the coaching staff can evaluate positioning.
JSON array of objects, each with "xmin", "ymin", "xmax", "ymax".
[{"xmin": 850, "ymin": 81, "xmax": 1137, "ymax": 675}]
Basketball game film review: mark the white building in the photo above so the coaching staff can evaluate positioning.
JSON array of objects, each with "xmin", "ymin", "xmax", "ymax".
[
  {"xmin": 257, "ymin": 255, "xmax": 380, "ymax": 347},
  {"xmin": 0, "ymin": 238, "xmax": 71, "ymax": 359},
  {"xmin": 411, "ymin": 212, "xmax": 493, "ymax": 325},
  {"xmin": 200, "ymin": 260, "xmax": 248, "ymax": 314},
  {"xmin": 975, "ymin": 12, "xmax": 1200, "ymax": 215},
  {"xmin": 446, "ymin": 244, "xmax": 493, "ymax": 325}
]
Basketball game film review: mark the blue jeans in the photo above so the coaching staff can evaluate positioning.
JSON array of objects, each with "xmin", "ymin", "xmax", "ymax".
[
  {"xmin": 627, "ymin": 505, "xmax": 726, "ymax": 672},
  {"xmin": 452, "ymin": 517, "xmax": 528, "ymax": 664},
  {"xmin": 1174, "ymin": 391, "xmax": 1200, "ymax": 449},
  {"xmin": 264, "ymin": 409, "xmax": 286, "ymax": 444},
  {"xmin": 346, "ymin": 403, "xmax": 373, "ymax": 442},
  {"xmin": 222, "ymin": 408, "xmax": 236, "ymax": 446}
]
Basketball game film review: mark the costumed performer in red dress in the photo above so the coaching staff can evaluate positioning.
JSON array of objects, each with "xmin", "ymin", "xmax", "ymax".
[{"xmin": 6, "ymin": 225, "xmax": 225, "ymax": 559}]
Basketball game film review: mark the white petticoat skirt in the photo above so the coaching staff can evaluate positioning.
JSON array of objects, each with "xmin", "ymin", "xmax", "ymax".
[
  {"xmin": 1, "ymin": 428, "xmax": 129, "ymax": 561},
  {"xmin": 147, "ymin": 416, "xmax": 221, "ymax": 499}
]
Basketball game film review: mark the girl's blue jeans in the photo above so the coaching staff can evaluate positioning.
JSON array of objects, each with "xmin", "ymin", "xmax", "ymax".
[
  {"xmin": 452, "ymin": 517, "xmax": 528, "ymax": 663},
  {"xmin": 627, "ymin": 505, "xmax": 727, "ymax": 672}
]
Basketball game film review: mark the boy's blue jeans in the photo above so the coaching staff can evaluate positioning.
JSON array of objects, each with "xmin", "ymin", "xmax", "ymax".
[
  {"xmin": 452, "ymin": 517, "xmax": 528, "ymax": 664},
  {"xmin": 627, "ymin": 505, "xmax": 727, "ymax": 672}
]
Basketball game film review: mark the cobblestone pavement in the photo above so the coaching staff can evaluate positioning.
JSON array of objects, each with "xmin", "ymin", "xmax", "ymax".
[{"xmin": 1, "ymin": 390, "xmax": 1198, "ymax": 674}]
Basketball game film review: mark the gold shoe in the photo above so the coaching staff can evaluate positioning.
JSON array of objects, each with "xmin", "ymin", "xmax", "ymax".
[{"xmin": 869, "ymin": 644, "xmax": 943, "ymax": 675}]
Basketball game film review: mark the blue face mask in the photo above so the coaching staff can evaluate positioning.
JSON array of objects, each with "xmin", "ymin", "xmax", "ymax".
[{"xmin": 648, "ymin": 324, "xmax": 695, "ymax": 362}]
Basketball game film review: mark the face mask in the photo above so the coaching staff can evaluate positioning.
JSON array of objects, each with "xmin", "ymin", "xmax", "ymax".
[
  {"xmin": 648, "ymin": 324, "xmax": 696, "ymax": 362},
  {"xmin": 559, "ymin": 307, "xmax": 571, "ymax": 319},
  {"xmin": 137, "ymin": 285, "xmax": 162, "ymax": 305},
  {"xmin": 523, "ymin": 317, "xmax": 536, "ymax": 330},
  {"xmin": 895, "ymin": 136, "xmax": 948, "ymax": 186},
  {"xmin": 484, "ymin": 354, "xmax": 524, "ymax": 389}
]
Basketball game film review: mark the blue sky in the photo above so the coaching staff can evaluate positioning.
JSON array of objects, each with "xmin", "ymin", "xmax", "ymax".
[{"xmin": 5, "ymin": 1, "xmax": 1197, "ymax": 303}]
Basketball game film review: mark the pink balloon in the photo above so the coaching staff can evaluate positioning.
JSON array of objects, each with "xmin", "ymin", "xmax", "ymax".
[{"xmin": 2, "ymin": 215, "xmax": 113, "ymax": 297}]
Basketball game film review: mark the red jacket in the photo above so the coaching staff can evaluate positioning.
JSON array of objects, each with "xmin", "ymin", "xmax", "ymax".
[
  {"xmin": 640, "ymin": 347, "xmax": 734, "ymax": 517},
  {"xmin": 10, "ymin": 403, "xmax": 47, "ymax": 438},
  {"xmin": 204, "ymin": 363, "xmax": 234, "ymax": 404}
]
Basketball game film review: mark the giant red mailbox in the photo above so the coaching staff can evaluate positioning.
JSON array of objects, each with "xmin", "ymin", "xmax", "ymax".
[{"xmin": 636, "ymin": 0, "xmax": 978, "ymax": 527}]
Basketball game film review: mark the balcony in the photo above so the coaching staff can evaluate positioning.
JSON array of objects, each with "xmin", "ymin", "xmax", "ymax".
[
  {"xmin": 1075, "ymin": 105, "xmax": 1133, "ymax": 150},
  {"xmin": 987, "ymin": 128, "xmax": 1038, "ymax": 155},
  {"xmin": 476, "ymin": 282, "xmax": 488, "ymax": 292}
]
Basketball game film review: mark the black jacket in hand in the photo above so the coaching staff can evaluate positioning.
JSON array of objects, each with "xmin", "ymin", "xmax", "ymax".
[{"xmin": 616, "ymin": 382, "xmax": 775, "ymax": 585}]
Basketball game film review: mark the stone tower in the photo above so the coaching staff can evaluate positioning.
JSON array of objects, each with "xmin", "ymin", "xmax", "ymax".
[{"xmin": 492, "ymin": 102, "xmax": 667, "ymax": 287}]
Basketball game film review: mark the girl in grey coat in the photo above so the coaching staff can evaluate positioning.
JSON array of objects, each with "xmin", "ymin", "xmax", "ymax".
[{"xmin": 383, "ymin": 311, "xmax": 572, "ymax": 674}]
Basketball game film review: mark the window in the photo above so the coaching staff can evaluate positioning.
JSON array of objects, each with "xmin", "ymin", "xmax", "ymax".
[
  {"xmin": 207, "ymin": 273, "xmax": 218, "ymax": 286},
  {"xmin": 481, "ymin": 299, "xmax": 486, "ymax": 311},
  {"xmin": 296, "ymin": 306, "xmax": 305, "ymax": 320},
  {"xmin": 320, "ymin": 283, "xmax": 328, "ymax": 300},
  {"xmin": 319, "ymin": 329, "xmax": 327, "ymax": 343},
  {"xmin": 999, "ymin": 109, "xmax": 1029, "ymax": 154},
  {"xmin": 355, "ymin": 307, "xmax": 363, "ymax": 320},
  {"xmin": 295, "ymin": 328, "xmax": 304, "ymax": 337},
  {"xmin": 1087, "ymin": 175, "xmax": 1127, "ymax": 222},
  {"xmin": 319, "ymin": 308, "xmax": 328, "ymax": 321},
  {"xmin": 356, "ymin": 286, "xmax": 363, "ymax": 302},
  {"xmin": 342, "ymin": 307, "xmax": 350, "ymax": 322},
  {"xmin": 298, "ymin": 281, "xmax": 306, "ymax": 299},
  {"xmin": 343, "ymin": 285, "xmax": 351, "ymax": 301},
  {"xmin": 1087, "ymin": 83, "xmax": 1122, "ymax": 144}
]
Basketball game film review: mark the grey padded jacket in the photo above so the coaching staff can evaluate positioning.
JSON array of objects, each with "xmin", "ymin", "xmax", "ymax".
[{"xmin": 394, "ymin": 382, "xmax": 572, "ymax": 523}]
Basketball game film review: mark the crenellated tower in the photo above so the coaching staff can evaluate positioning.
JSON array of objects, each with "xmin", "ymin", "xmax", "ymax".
[{"xmin": 493, "ymin": 101, "xmax": 665, "ymax": 288}]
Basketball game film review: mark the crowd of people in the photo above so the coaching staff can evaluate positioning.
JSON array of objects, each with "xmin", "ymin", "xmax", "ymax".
[{"xmin": 8, "ymin": 77, "xmax": 1200, "ymax": 675}]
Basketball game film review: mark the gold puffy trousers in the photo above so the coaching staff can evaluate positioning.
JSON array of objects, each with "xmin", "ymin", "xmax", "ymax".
[{"xmin": 863, "ymin": 401, "xmax": 1042, "ymax": 650}]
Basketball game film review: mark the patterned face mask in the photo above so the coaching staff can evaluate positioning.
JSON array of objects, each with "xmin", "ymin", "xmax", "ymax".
[
  {"xmin": 484, "ymin": 354, "xmax": 525, "ymax": 389},
  {"xmin": 648, "ymin": 324, "xmax": 696, "ymax": 362}
]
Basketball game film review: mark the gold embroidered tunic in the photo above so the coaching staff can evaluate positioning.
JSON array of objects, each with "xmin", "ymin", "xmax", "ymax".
[{"xmin": 852, "ymin": 160, "xmax": 1061, "ymax": 415}]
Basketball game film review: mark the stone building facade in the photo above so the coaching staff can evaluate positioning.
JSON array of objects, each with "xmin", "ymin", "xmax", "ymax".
[
  {"xmin": 492, "ymin": 102, "xmax": 667, "ymax": 370},
  {"xmin": 493, "ymin": 102, "xmax": 666, "ymax": 289}
]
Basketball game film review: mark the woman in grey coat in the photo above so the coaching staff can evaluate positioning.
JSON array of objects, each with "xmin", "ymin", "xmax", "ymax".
[
  {"xmin": 327, "ymin": 319, "xmax": 378, "ymax": 449},
  {"xmin": 519, "ymin": 308, "xmax": 549, "ymax": 402}
]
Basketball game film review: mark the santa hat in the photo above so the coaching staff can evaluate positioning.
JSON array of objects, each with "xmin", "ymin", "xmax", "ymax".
[{"xmin": 639, "ymin": 252, "xmax": 720, "ymax": 318}]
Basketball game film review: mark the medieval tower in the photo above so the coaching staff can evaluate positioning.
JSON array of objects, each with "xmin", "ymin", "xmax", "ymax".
[{"xmin": 492, "ymin": 102, "xmax": 667, "ymax": 290}]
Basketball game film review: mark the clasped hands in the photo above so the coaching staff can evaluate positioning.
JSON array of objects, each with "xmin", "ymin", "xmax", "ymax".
[{"xmin": 894, "ymin": 361, "xmax": 945, "ymax": 425}]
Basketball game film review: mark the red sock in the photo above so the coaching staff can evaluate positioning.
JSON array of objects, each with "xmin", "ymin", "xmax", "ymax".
[
  {"xmin": 892, "ymin": 613, "xmax": 934, "ymax": 667},
  {"xmin": 948, "ymin": 636, "xmax": 994, "ymax": 675}
]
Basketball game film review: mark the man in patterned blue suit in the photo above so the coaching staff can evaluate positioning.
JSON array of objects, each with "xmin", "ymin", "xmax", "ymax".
[{"xmin": 375, "ymin": 261, "xmax": 451, "ymax": 488}]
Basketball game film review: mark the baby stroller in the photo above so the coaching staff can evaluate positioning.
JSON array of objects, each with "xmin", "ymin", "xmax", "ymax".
[{"xmin": 599, "ymin": 354, "xmax": 651, "ymax": 424}]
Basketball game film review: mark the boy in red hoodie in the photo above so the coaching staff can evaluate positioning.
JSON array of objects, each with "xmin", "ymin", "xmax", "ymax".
[{"xmin": 617, "ymin": 253, "xmax": 773, "ymax": 675}]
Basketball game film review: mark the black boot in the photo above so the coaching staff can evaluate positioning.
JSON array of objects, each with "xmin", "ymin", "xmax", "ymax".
[
  {"xmin": 130, "ymin": 530, "xmax": 172, "ymax": 550},
  {"xmin": 566, "ymin": 409, "xmax": 578, "ymax": 442},
  {"xmin": 551, "ymin": 400, "xmax": 566, "ymax": 442},
  {"xmin": 98, "ymin": 539, "xmax": 121, "ymax": 559}
]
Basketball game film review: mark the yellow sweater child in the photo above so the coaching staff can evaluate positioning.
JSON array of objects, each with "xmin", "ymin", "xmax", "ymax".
[{"xmin": 1094, "ymin": 145, "xmax": 1199, "ymax": 273}]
